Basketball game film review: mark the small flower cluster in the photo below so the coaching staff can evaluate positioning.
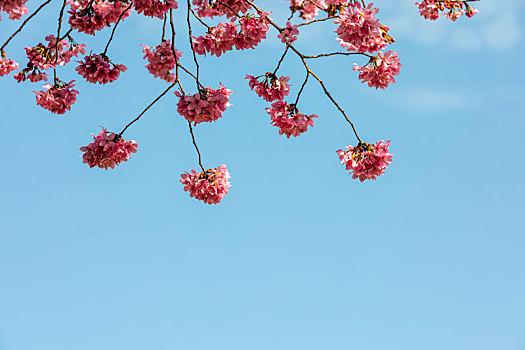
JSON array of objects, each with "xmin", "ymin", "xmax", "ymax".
[
  {"xmin": 80, "ymin": 128, "xmax": 138, "ymax": 169},
  {"xmin": 0, "ymin": 52, "xmax": 19, "ymax": 76},
  {"xmin": 68, "ymin": 0, "xmax": 131, "ymax": 35},
  {"xmin": 192, "ymin": 0, "xmax": 250, "ymax": 18},
  {"xmin": 141, "ymin": 40, "xmax": 182, "ymax": 82},
  {"xmin": 134, "ymin": 0, "xmax": 178, "ymax": 19},
  {"xmin": 415, "ymin": 0, "xmax": 478, "ymax": 21},
  {"xmin": 180, "ymin": 165, "xmax": 231, "ymax": 204},
  {"xmin": 337, "ymin": 140, "xmax": 393, "ymax": 181},
  {"xmin": 76, "ymin": 53, "xmax": 127, "ymax": 84},
  {"xmin": 175, "ymin": 85, "xmax": 233, "ymax": 125},
  {"xmin": 246, "ymin": 73, "xmax": 291, "ymax": 102},
  {"xmin": 288, "ymin": 0, "xmax": 322, "ymax": 20},
  {"xmin": 265, "ymin": 101, "xmax": 317, "ymax": 138},
  {"xmin": 277, "ymin": 22, "xmax": 299, "ymax": 44},
  {"xmin": 0, "ymin": 0, "xmax": 28, "ymax": 20},
  {"xmin": 14, "ymin": 34, "xmax": 86, "ymax": 83},
  {"xmin": 353, "ymin": 50, "xmax": 401, "ymax": 90},
  {"xmin": 192, "ymin": 14, "xmax": 269, "ymax": 57},
  {"xmin": 34, "ymin": 80, "xmax": 79, "ymax": 114}
]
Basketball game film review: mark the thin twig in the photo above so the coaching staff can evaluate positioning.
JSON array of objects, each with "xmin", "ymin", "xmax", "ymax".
[
  {"xmin": 53, "ymin": 0, "xmax": 68, "ymax": 83},
  {"xmin": 296, "ymin": 16, "xmax": 336, "ymax": 27},
  {"xmin": 272, "ymin": 46, "xmax": 289, "ymax": 75},
  {"xmin": 186, "ymin": 0, "xmax": 200, "ymax": 90},
  {"xmin": 103, "ymin": 2, "xmax": 133, "ymax": 56},
  {"xmin": 187, "ymin": 121, "xmax": 205, "ymax": 172}
]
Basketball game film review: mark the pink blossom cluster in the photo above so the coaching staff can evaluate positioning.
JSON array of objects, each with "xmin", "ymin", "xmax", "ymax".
[
  {"xmin": 277, "ymin": 22, "xmax": 299, "ymax": 44},
  {"xmin": 415, "ymin": 0, "xmax": 478, "ymax": 21},
  {"xmin": 141, "ymin": 40, "xmax": 182, "ymax": 82},
  {"xmin": 0, "ymin": 55, "xmax": 19, "ymax": 76},
  {"xmin": 353, "ymin": 50, "xmax": 401, "ymax": 90},
  {"xmin": 334, "ymin": 2, "xmax": 388, "ymax": 53},
  {"xmin": 34, "ymin": 80, "xmax": 79, "ymax": 114},
  {"xmin": 175, "ymin": 85, "xmax": 233, "ymax": 125},
  {"xmin": 0, "ymin": 0, "xmax": 28, "ymax": 20},
  {"xmin": 192, "ymin": 0, "xmax": 250, "ymax": 18},
  {"xmin": 337, "ymin": 140, "xmax": 393, "ymax": 181},
  {"xmin": 246, "ymin": 73, "xmax": 291, "ymax": 102},
  {"xmin": 289, "ymin": 0, "xmax": 324, "ymax": 20},
  {"xmin": 265, "ymin": 101, "xmax": 317, "ymax": 138},
  {"xmin": 68, "ymin": 0, "xmax": 131, "ymax": 35},
  {"xmin": 134, "ymin": 0, "xmax": 177, "ymax": 19},
  {"xmin": 80, "ymin": 128, "xmax": 138, "ymax": 169},
  {"xmin": 76, "ymin": 53, "xmax": 127, "ymax": 84},
  {"xmin": 192, "ymin": 14, "xmax": 269, "ymax": 57},
  {"xmin": 14, "ymin": 34, "xmax": 86, "ymax": 83},
  {"xmin": 180, "ymin": 165, "xmax": 231, "ymax": 204}
]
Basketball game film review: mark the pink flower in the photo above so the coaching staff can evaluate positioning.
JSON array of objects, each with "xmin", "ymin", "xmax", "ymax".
[
  {"xmin": 68, "ymin": 0, "xmax": 131, "ymax": 35},
  {"xmin": 289, "ymin": 0, "xmax": 326, "ymax": 20},
  {"xmin": 180, "ymin": 164, "xmax": 231, "ymax": 204},
  {"xmin": 134, "ymin": 0, "xmax": 177, "ymax": 19},
  {"xmin": 246, "ymin": 73, "xmax": 291, "ymax": 102},
  {"xmin": 0, "ymin": 55, "xmax": 19, "ymax": 76},
  {"xmin": 265, "ymin": 100, "xmax": 317, "ymax": 138},
  {"xmin": 415, "ymin": 0, "xmax": 478, "ymax": 21},
  {"xmin": 235, "ymin": 14, "xmax": 270, "ymax": 50},
  {"xmin": 192, "ymin": 21, "xmax": 238, "ymax": 57},
  {"xmin": 415, "ymin": 0, "xmax": 440, "ymax": 20},
  {"xmin": 175, "ymin": 85, "xmax": 233, "ymax": 125},
  {"xmin": 353, "ymin": 50, "xmax": 401, "ymax": 90},
  {"xmin": 192, "ymin": 0, "xmax": 250, "ymax": 18},
  {"xmin": 337, "ymin": 140, "xmax": 393, "ymax": 181},
  {"xmin": 0, "ymin": 0, "xmax": 28, "ymax": 20},
  {"xmin": 76, "ymin": 53, "xmax": 127, "ymax": 84},
  {"xmin": 80, "ymin": 127, "xmax": 138, "ymax": 169},
  {"xmin": 141, "ymin": 40, "xmax": 182, "ymax": 82},
  {"xmin": 34, "ymin": 80, "xmax": 79, "ymax": 114},
  {"xmin": 278, "ymin": 22, "xmax": 299, "ymax": 44}
]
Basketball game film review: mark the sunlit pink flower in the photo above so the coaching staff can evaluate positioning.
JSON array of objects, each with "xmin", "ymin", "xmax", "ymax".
[
  {"xmin": 34, "ymin": 80, "xmax": 79, "ymax": 114},
  {"xmin": 353, "ymin": 50, "xmax": 401, "ymax": 89},
  {"xmin": 265, "ymin": 100, "xmax": 317, "ymax": 138},
  {"xmin": 192, "ymin": 21, "xmax": 238, "ymax": 57},
  {"xmin": 141, "ymin": 40, "xmax": 182, "ymax": 82},
  {"xmin": 180, "ymin": 164, "xmax": 231, "ymax": 204},
  {"xmin": 289, "ymin": 0, "xmax": 326, "ymax": 20},
  {"xmin": 0, "ymin": 0, "xmax": 28, "ymax": 20},
  {"xmin": 76, "ymin": 53, "xmax": 127, "ymax": 84},
  {"xmin": 415, "ymin": 0, "xmax": 440, "ymax": 20},
  {"xmin": 68, "ymin": 0, "xmax": 131, "ymax": 35},
  {"xmin": 134, "ymin": 0, "xmax": 177, "ymax": 19},
  {"xmin": 0, "ymin": 55, "xmax": 19, "ymax": 76},
  {"xmin": 334, "ymin": 2, "xmax": 383, "ymax": 53},
  {"xmin": 278, "ymin": 22, "xmax": 299, "ymax": 44},
  {"xmin": 337, "ymin": 140, "xmax": 393, "ymax": 181},
  {"xmin": 235, "ymin": 14, "xmax": 270, "ymax": 50},
  {"xmin": 246, "ymin": 73, "xmax": 291, "ymax": 102},
  {"xmin": 175, "ymin": 85, "xmax": 233, "ymax": 125},
  {"xmin": 80, "ymin": 127, "xmax": 138, "ymax": 169}
]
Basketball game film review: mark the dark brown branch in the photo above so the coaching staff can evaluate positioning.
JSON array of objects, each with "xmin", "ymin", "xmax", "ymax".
[
  {"xmin": 272, "ymin": 46, "xmax": 289, "ymax": 75},
  {"xmin": 187, "ymin": 121, "xmax": 205, "ymax": 172},
  {"xmin": 53, "ymin": 0, "xmax": 68, "ymax": 83}
]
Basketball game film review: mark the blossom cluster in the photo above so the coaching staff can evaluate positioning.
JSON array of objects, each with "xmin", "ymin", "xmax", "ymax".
[
  {"xmin": 415, "ymin": 0, "xmax": 479, "ymax": 21},
  {"xmin": 265, "ymin": 101, "xmax": 317, "ymax": 138},
  {"xmin": 76, "ymin": 53, "xmax": 127, "ymax": 84},
  {"xmin": 192, "ymin": 14, "xmax": 270, "ymax": 57},
  {"xmin": 353, "ymin": 50, "xmax": 402, "ymax": 89},
  {"xmin": 180, "ymin": 165, "xmax": 231, "ymax": 204},
  {"xmin": 175, "ymin": 85, "xmax": 233, "ymax": 125},
  {"xmin": 277, "ymin": 22, "xmax": 299, "ymax": 44},
  {"xmin": 0, "ymin": 53, "xmax": 19, "ymax": 76},
  {"xmin": 337, "ymin": 140, "xmax": 393, "ymax": 181},
  {"xmin": 141, "ymin": 40, "xmax": 182, "ymax": 82},
  {"xmin": 34, "ymin": 80, "xmax": 79, "ymax": 114},
  {"xmin": 0, "ymin": 0, "xmax": 28, "ymax": 20},
  {"xmin": 192, "ymin": 0, "xmax": 250, "ymax": 18},
  {"xmin": 133, "ymin": 0, "xmax": 178, "ymax": 19},
  {"xmin": 80, "ymin": 128, "xmax": 138, "ymax": 169},
  {"xmin": 14, "ymin": 34, "xmax": 86, "ymax": 83},
  {"xmin": 68, "ymin": 0, "xmax": 131, "ymax": 35},
  {"xmin": 246, "ymin": 73, "xmax": 291, "ymax": 102}
]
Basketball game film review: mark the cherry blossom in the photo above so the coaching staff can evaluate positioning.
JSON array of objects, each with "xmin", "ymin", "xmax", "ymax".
[
  {"xmin": 415, "ymin": 0, "xmax": 478, "ymax": 21},
  {"xmin": 142, "ymin": 40, "xmax": 182, "ymax": 82},
  {"xmin": 175, "ymin": 85, "xmax": 232, "ymax": 125},
  {"xmin": 353, "ymin": 50, "xmax": 401, "ymax": 89},
  {"xmin": 80, "ymin": 127, "xmax": 138, "ymax": 169},
  {"xmin": 134, "ymin": 0, "xmax": 178, "ymax": 19},
  {"xmin": 289, "ymin": 0, "xmax": 325, "ymax": 20},
  {"xmin": 265, "ymin": 100, "xmax": 317, "ymax": 138},
  {"xmin": 68, "ymin": 0, "xmax": 131, "ymax": 35},
  {"xmin": 34, "ymin": 80, "xmax": 79, "ymax": 114},
  {"xmin": 192, "ymin": 0, "xmax": 250, "ymax": 18},
  {"xmin": 76, "ymin": 53, "xmax": 127, "ymax": 84},
  {"xmin": 337, "ymin": 140, "xmax": 393, "ymax": 181},
  {"xmin": 277, "ymin": 22, "xmax": 299, "ymax": 44},
  {"xmin": 0, "ymin": 0, "xmax": 28, "ymax": 20},
  {"xmin": 246, "ymin": 73, "xmax": 291, "ymax": 102},
  {"xmin": 0, "ymin": 54, "xmax": 19, "ymax": 76},
  {"xmin": 180, "ymin": 164, "xmax": 231, "ymax": 204}
]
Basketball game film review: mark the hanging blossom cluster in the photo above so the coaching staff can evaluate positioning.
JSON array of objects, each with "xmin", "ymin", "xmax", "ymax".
[
  {"xmin": 415, "ymin": 0, "xmax": 479, "ymax": 21},
  {"xmin": 337, "ymin": 141, "xmax": 393, "ymax": 181},
  {"xmin": 0, "ymin": 0, "xmax": 481, "ymax": 204},
  {"xmin": 80, "ymin": 128, "xmax": 138, "ymax": 169},
  {"xmin": 0, "ymin": 0, "xmax": 28, "ymax": 20},
  {"xmin": 68, "ymin": 0, "xmax": 132, "ymax": 35},
  {"xmin": 76, "ymin": 53, "xmax": 127, "ymax": 84},
  {"xmin": 180, "ymin": 165, "xmax": 231, "ymax": 205},
  {"xmin": 175, "ymin": 85, "xmax": 233, "ymax": 125},
  {"xmin": 141, "ymin": 40, "xmax": 182, "ymax": 82}
]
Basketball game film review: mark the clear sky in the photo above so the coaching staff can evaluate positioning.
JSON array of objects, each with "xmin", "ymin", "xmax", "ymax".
[{"xmin": 1, "ymin": 1, "xmax": 524, "ymax": 350}]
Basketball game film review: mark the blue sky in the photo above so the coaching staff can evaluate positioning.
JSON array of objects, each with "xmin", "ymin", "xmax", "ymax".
[{"xmin": 1, "ymin": 1, "xmax": 524, "ymax": 349}]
